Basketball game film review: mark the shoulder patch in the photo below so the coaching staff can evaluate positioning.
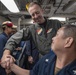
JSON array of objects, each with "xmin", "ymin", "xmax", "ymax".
[
  {"xmin": 36, "ymin": 28, "xmax": 43, "ymax": 35},
  {"xmin": 45, "ymin": 59, "xmax": 49, "ymax": 62},
  {"xmin": 47, "ymin": 28, "xmax": 53, "ymax": 33}
]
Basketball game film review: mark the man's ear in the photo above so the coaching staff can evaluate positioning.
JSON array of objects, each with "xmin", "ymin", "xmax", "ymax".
[{"xmin": 64, "ymin": 37, "xmax": 73, "ymax": 48}]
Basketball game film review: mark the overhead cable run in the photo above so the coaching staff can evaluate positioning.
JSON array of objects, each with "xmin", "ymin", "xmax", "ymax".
[{"xmin": 54, "ymin": 0, "xmax": 63, "ymax": 14}]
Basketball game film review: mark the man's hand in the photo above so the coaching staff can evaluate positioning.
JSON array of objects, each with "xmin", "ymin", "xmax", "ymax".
[
  {"xmin": 1, "ymin": 55, "xmax": 15, "ymax": 69},
  {"xmin": 28, "ymin": 56, "xmax": 34, "ymax": 64},
  {"xmin": 16, "ymin": 47, "xmax": 22, "ymax": 51},
  {"xmin": 1, "ymin": 50, "xmax": 15, "ymax": 69}
]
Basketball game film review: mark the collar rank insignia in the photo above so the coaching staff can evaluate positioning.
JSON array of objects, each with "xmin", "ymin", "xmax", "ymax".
[
  {"xmin": 36, "ymin": 28, "xmax": 42, "ymax": 35},
  {"xmin": 73, "ymin": 70, "xmax": 76, "ymax": 74},
  {"xmin": 45, "ymin": 59, "xmax": 49, "ymax": 62},
  {"xmin": 47, "ymin": 28, "xmax": 53, "ymax": 33}
]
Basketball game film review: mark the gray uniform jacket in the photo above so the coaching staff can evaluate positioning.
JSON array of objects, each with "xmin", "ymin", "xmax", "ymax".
[{"xmin": 4, "ymin": 19, "xmax": 62, "ymax": 55}]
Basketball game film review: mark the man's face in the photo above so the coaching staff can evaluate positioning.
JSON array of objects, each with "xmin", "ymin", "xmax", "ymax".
[
  {"xmin": 51, "ymin": 27, "xmax": 65, "ymax": 52},
  {"xmin": 28, "ymin": 4, "xmax": 44, "ymax": 24},
  {"xmin": 7, "ymin": 26, "xmax": 13, "ymax": 34}
]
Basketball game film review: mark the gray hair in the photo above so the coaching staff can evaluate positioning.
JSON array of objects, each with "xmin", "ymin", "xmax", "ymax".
[{"xmin": 62, "ymin": 24, "xmax": 76, "ymax": 45}]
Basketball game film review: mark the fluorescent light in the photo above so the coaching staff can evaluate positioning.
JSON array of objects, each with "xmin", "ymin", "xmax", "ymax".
[
  {"xmin": 48, "ymin": 17, "xmax": 66, "ymax": 21},
  {"xmin": 0, "ymin": 0, "xmax": 19, "ymax": 13}
]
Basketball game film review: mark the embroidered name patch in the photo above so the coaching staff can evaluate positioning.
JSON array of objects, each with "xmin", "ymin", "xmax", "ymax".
[
  {"xmin": 36, "ymin": 28, "xmax": 42, "ymax": 35},
  {"xmin": 47, "ymin": 28, "xmax": 53, "ymax": 33}
]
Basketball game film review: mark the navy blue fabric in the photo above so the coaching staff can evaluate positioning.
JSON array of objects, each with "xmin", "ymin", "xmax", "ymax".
[
  {"xmin": 30, "ymin": 53, "xmax": 76, "ymax": 75},
  {"xmin": 25, "ymin": 40, "xmax": 31, "ymax": 56},
  {"xmin": 25, "ymin": 40, "xmax": 39, "ymax": 69},
  {"xmin": 12, "ymin": 41, "xmax": 26, "ymax": 59},
  {"xmin": 0, "ymin": 66, "xmax": 6, "ymax": 75},
  {"xmin": 12, "ymin": 41, "xmax": 28, "ymax": 69},
  {"xmin": 0, "ymin": 32, "xmax": 9, "ymax": 75},
  {"xmin": 50, "ymin": 49, "xmax": 55, "ymax": 55},
  {"xmin": 0, "ymin": 32, "xmax": 9, "ymax": 59},
  {"xmin": 26, "ymin": 40, "xmax": 39, "ymax": 62}
]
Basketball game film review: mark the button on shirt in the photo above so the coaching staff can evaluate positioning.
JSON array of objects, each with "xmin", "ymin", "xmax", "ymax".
[{"xmin": 30, "ymin": 53, "xmax": 76, "ymax": 75}]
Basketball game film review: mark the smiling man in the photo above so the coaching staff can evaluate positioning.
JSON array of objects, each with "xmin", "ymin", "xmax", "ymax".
[
  {"xmin": 2, "ymin": 24, "xmax": 76, "ymax": 75},
  {"xmin": 1, "ymin": 2, "xmax": 62, "ymax": 71}
]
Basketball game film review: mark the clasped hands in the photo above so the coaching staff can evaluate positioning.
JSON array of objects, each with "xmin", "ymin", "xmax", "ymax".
[{"xmin": 1, "ymin": 55, "xmax": 15, "ymax": 70}]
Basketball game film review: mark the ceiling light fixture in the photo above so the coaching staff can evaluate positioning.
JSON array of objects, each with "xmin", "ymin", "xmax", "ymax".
[
  {"xmin": 48, "ymin": 17, "xmax": 66, "ymax": 21},
  {"xmin": 0, "ymin": 0, "xmax": 19, "ymax": 13}
]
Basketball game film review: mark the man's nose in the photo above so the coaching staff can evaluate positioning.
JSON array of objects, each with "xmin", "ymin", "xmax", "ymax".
[
  {"xmin": 34, "ymin": 14, "xmax": 38, "ymax": 18},
  {"xmin": 52, "ymin": 36, "xmax": 55, "ymax": 41}
]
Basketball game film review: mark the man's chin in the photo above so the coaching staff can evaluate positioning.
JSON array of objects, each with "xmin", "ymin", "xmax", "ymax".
[
  {"xmin": 35, "ymin": 20, "xmax": 42, "ymax": 24},
  {"xmin": 33, "ymin": 21, "xmax": 40, "ymax": 24},
  {"xmin": 51, "ymin": 46, "xmax": 55, "ymax": 51}
]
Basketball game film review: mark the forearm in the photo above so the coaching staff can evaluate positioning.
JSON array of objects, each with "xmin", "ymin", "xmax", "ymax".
[
  {"xmin": 1, "ymin": 50, "xmax": 11, "ymax": 68},
  {"xmin": 3, "ymin": 50, "xmax": 11, "ymax": 56},
  {"xmin": 4, "ymin": 30, "xmax": 24, "ymax": 51},
  {"xmin": 11, "ymin": 64, "xmax": 30, "ymax": 75}
]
